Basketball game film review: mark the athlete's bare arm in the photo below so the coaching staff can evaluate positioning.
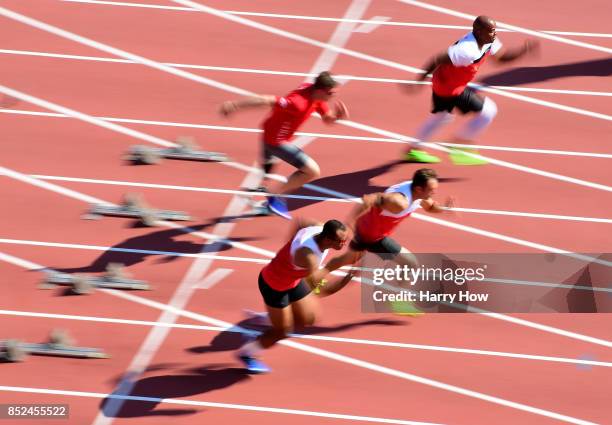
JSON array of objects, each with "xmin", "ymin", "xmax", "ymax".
[
  {"xmin": 492, "ymin": 40, "xmax": 539, "ymax": 63},
  {"xmin": 219, "ymin": 95, "xmax": 277, "ymax": 116},
  {"xmin": 420, "ymin": 196, "xmax": 455, "ymax": 213},
  {"xmin": 321, "ymin": 101, "xmax": 350, "ymax": 124},
  {"xmin": 399, "ymin": 52, "xmax": 452, "ymax": 93}
]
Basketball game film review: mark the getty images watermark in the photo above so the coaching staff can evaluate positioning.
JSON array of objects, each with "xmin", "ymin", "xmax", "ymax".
[
  {"xmin": 360, "ymin": 253, "xmax": 611, "ymax": 313},
  {"xmin": 371, "ymin": 264, "xmax": 488, "ymax": 304}
]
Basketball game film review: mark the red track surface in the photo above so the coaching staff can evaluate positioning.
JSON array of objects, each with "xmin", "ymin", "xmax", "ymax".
[{"xmin": 0, "ymin": 1, "xmax": 610, "ymax": 424}]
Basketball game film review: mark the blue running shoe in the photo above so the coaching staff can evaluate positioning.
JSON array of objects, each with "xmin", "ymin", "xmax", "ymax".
[
  {"xmin": 238, "ymin": 355, "xmax": 271, "ymax": 374},
  {"xmin": 266, "ymin": 196, "xmax": 291, "ymax": 220}
]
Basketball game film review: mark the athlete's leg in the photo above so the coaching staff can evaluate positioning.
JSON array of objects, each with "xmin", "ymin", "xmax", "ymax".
[{"xmin": 455, "ymin": 96, "xmax": 497, "ymax": 141}]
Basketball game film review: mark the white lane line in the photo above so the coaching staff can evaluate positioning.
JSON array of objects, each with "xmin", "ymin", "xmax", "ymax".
[
  {"xmin": 3, "ymin": 107, "xmax": 611, "ymax": 158},
  {"xmin": 22, "ymin": 174, "xmax": 612, "ymax": 224},
  {"xmin": 353, "ymin": 16, "xmax": 391, "ymax": 33},
  {"xmin": 2, "ymin": 309, "xmax": 611, "ymax": 368},
  {"xmin": 0, "ymin": 385, "xmax": 444, "ymax": 425},
  {"xmin": 275, "ymin": 0, "xmax": 370, "ymax": 151},
  {"xmin": 163, "ymin": 0, "xmax": 612, "ymax": 122},
  {"xmin": 1, "ymin": 9, "xmax": 611, "ymax": 191},
  {"xmin": 3, "ymin": 48, "xmax": 612, "ymax": 97},
  {"xmin": 195, "ymin": 267, "xmax": 234, "ymax": 289},
  {"xmin": 0, "ymin": 237, "xmax": 270, "ymax": 264},
  {"xmin": 2, "ymin": 237, "xmax": 611, "ymax": 293},
  {"xmin": 59, "ymin": 0, "xmax": 612, "ymax": 39},
  {"xmin": 396, "ymin": 0, "xmax": 612, "ymax": 54},
  {"xmin": 2, "ymin": 246, "xmax": 611, "ymax": 424},
  {"xmin": 0, "ymin": 83, "xmax": 610, "ymax": 345},
  {"xmin": 4, "ymin": 244, "xmax": 597, "ymax": 425},
  {"xmin": 90, "ymin": 165, "xmax": 263, "ymax": 425},
  {"xmin": 105, "ymin": 291, "xmax": 605, "ymax": 424}
]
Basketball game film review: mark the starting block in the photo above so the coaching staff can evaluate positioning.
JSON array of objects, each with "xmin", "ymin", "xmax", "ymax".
[
  {"xmin": 0, "ymin": 329, "xmax": 109, "ymax": 362},
  {"xmin": 41, "ymin": 263, "xmax": 150, "ymax": 295},
  {"xmin": 126, "ymin": 137, "xmax": 229, "ymax": 164},
  {"xmin": 83, "ymin": 194, "xmax": 191, "ymax": 226}
]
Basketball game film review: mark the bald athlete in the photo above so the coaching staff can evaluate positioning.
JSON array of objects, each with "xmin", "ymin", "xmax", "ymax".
[{"xmin": 401, "ymin": 15, "xmax": 538, "ymax": 165}]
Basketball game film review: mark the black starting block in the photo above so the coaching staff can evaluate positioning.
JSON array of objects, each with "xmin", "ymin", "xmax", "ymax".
[
  {"xmin": 82, "ymin": 194, "xmax": 191, "ymax": 226},
  {"xmin": 126, "ymin": 136, "xmax": 229, "ymax": 164},
  {"xmin": 40, "ymin": 263, "xmax": 150, "ymax": 295},
  {"xmin": 0, "ymin": 329, "xmax": 109, "ymax": 362}
]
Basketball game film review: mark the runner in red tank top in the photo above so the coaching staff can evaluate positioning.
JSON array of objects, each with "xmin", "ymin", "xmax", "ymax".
[
  {"xmin": 236, "ymin": 218, "xmax": 355, "ymax": 373},
  {"xmin": 316, "ymin": 169, "xmax": 454, "ymax": 314},
  {"xmin": 399, "ymin": 16, "xmax": 538, "ymax": 165},
  {"xmin": 220, "ymin": 72, "xmax": 349, "ymax": 220}
]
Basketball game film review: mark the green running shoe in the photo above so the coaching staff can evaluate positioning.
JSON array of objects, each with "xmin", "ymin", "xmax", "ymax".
[
  {"xmin": 449, "ymin": 147, "xmax": 488, "ymax": 166},
  {"xmin": 403, "ymin": 149, "xmax": 441, "ymax": 163}
]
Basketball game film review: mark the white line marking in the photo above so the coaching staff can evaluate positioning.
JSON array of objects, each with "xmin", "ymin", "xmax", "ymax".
[
  {"xmin": 1, "ymin": 247, "xmax": 611, "ymax": 424},
  {"xmin": 195, "ymin": 267, "xmax": 234, "ymax": 289},
  {"xmin": 0, "ymin": 75, "xmax": 610, "ymax": 344},
  {"xmin": 4, "ymin": 74, "xmax": 607, "ymax": 265},
  {"xmin": 0, "ymin": 385, "xmax": 445, "ymax": 425},
  {"xmin": 1, "ymin": 309, "xmax": 610, "ymax": 367},
  {"xmin": 1, "ymin": 7, "xmax": 610, "ymax": 192},
  {"xmin": 3, "ymin": 48, "xmax": 611, "ymax": 97},
  {"xmin": 23, "ymin": 174, "xmax": 612, "ymax": 223},
  {"xmin": 353, "ymin": 16, "xmax": 391, "ymax": 33},
  {"xmin": 59, "ymin": 0, "xmax": 612, "ymax": 39},
  {"xmin": 91, "ymin": 163, "xmax": 263, "ymax": 425},
  {"xmin": 0, "ymin": 238, "xmax": 269, "ymax": 264},
  {"xmin": 396, "ymin": 0, "xmax": 612, "ymax": 54},
  {"xmin": 105, "ymin": 291, "xmax": 605, "ymax": 424},
  {"xmin": 3, "ymin": 107, "xmax": 611, "ymax": 157},
  {"xmin": 157, "ymin": 0, "xmax": 612, "ymax": 122},
  {"xmin": 2, "ymin": 237, "xmax": 611, "ymax": 293}
]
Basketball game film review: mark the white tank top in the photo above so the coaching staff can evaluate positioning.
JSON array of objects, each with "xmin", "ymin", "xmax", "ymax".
[{"xmin": 289, "ymin": 226, "xmax": 329, "ymax": 270}]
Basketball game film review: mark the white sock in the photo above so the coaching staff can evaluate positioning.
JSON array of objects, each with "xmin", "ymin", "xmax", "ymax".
[
  {"xmin": 455, "ymin": 97, "xmax": 497, "ymax": 141},
  {"xmin": 414, "ymin": 112, "xmax": 454, "ymax": 148},
  {"xmin": 239, "ymin": 339, "xmax": 263, "ymax": 358}
]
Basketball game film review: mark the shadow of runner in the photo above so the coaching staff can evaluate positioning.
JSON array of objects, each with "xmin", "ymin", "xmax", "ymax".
[
  {"xmin": 186, "ymin": 317, "xmax": 406, "ymax": 354},
  {"xmin": 100, "ymin": 367, "xmax": 251, "ymax": 418},
  {"xmin": 480, "ymin": 57, "xmax": 612, "ymax": 86},
  {"xmin": 50, "ymin": 223, "xmax": 259, "ymax": 274}
]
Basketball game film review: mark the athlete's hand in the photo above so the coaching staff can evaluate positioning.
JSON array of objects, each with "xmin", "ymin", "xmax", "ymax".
[
  {"xmin": 219, "ymin": 101, "xmax": 238, "ymax": 117},
  {"xmin": 334, "ymin": 100, "xmax": 349, "ymax": 120}
]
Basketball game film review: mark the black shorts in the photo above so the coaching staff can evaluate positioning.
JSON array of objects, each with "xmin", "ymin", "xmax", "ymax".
[
  {"xmin": 432, "ymin": 87, "xmax": 484, "ymax": 114},
  {"xmin": 262, "ymin": 141, "xmax": 311, "ymax": 169},
  {"xmin": 258, "ymin": 272, "xmax": 312, "ymax": 309},
  {"xmin": 349, "ymin": 235, "xmax": 402, "ymax": 257}
]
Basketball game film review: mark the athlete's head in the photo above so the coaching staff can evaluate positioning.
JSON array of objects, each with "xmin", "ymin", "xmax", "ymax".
[
  {"xmin": 412, "ymin": 168, "xmax": 439, "ymax": 199},
  {"xmin": 472, "ymin": 15, "xmax": 496, "ymax": 45},
  {"xmin": 320, "ymin": 219, "xmax": 348, "ymax": 250},
  {"xmin": 312, "ymin": 71, "xmax": 339, "ymax": 101}
]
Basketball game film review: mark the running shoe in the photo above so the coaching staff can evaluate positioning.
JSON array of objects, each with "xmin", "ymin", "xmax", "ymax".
[
  {"xmin": 403, "ymin": 149, "xmax": 441, "ymax": 163},
  {"xmin": 266, "ymin": 196, "xmax": 292, "ymax": 220},
  {"xmin": 449, "ymin": 147, "xmax": 488, "ymax": 165},
  {"xmin": 238, "ymin": 355, "xmax": 271, "ymax": 374}
]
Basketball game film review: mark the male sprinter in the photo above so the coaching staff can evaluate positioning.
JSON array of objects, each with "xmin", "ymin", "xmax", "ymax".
[
  {"xmin": 237, "ymin": 218, "xmax": 354, "ymax": 373},
  {"xmin": 221, "ymin": 72, "xmax": 349, "ymax": 219},
  {"xmin": 315, "ymin": 169, "xmax": 453, "ymax": 314},
  {"xmin": 401, "ymin": 16, "xmax": 538, "ymax": 165}
]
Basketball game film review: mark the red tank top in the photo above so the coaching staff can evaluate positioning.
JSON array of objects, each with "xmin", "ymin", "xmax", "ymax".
[
  {"xmin": 261, "ymin": 226, "xmax": 328, "ymax": 291},
  {"xmin": 356, "ymin": 182, "xmax": 422, "ymax": 243}
]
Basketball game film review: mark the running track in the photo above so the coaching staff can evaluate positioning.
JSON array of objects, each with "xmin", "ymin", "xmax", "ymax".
[{"xmin": 0, "ymin": 1, "xmax": 610, "ymax": 424}]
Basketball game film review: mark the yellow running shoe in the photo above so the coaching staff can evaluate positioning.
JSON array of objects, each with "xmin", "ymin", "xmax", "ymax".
[
  {"xmin": 449, "ymin": 147, "xmax": 488, "ymax": 165},
  {"xmin": 389, "ymin": 300, "xmax": 425, "ymax": 317}
]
